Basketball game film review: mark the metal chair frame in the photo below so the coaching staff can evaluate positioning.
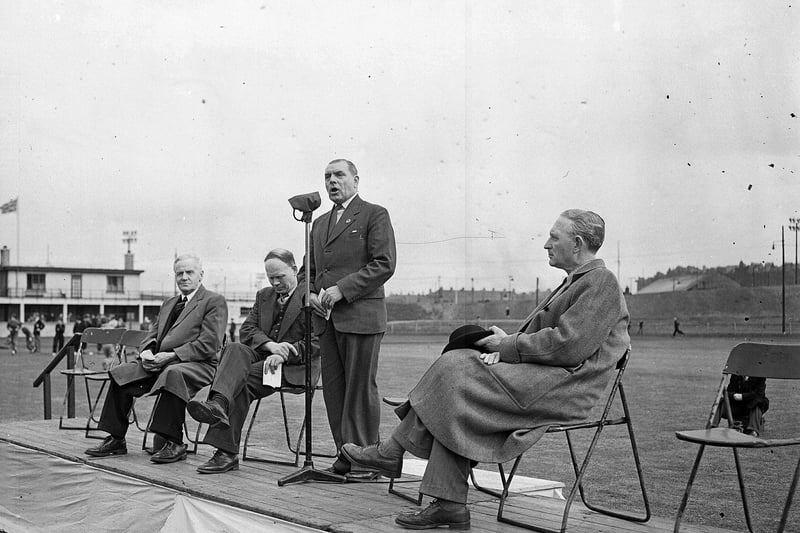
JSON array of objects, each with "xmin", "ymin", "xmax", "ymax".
[
  {"xmin": 58, "ymin": 328, "xmax": 126, "ymax": 439},
  {"xmin": 242, "ymin": 383, "xmax": 335, "ymax": 466},
  {"xmin": 674, "ymin": 343, "xmax": 800, "ymax": 533},
  {"xmin": 141, "ymin": 392, "xmax": 202, "ymax": 454},
  {"xmin": 475, "ymin": 349, "xmax": 651, "ymax": 533}
]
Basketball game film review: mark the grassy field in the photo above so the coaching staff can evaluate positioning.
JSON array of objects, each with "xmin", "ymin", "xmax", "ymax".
[{"xmin": 2, "ymin": 334, "xmax": 799, "ymax": 531}]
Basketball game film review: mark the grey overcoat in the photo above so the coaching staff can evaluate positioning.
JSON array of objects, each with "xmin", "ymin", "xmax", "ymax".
[{"xmin": 406, "ymin": 259, "xmax": 630, "ymax": 464}]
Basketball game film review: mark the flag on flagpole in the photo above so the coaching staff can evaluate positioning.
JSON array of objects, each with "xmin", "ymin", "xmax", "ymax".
[{"xmin": 1, "ymin": 197, "xmax": 18, "ymax": 214}]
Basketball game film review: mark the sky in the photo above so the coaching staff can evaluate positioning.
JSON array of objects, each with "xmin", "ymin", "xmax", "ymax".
[{"xmin": 1, "ymin": 1, "xmax": 798, "ymax": 296}]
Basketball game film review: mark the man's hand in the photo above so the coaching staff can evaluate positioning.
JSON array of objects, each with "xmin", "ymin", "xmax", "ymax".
[
  {"xmin": 142, "ymin": 351, "xmax": 177, "ymax": 372},
  {"xmin": 320, "ymin": 285, "xmax": 343, "ymax": 308},
  {"xmin": 265, "ymin": 354, "xmax": 284, "ymax": 372},
  {"xmin": 309, "ymin": 293, "xmax": 328, "ymax": 318},
  {"xmin": 733, "ymin": 393, "xmax": 743, "ymax": 401},
  {"xmin": 475, "ymin": 325, "xmax": 508, "ymax": 352},
  {"xmin": 479, "ymin": 352, "xmax": 501, "ymax": 365},
  {"xmin": 265, "ymin": 341, "xmax": 298, "ymax": 359}
]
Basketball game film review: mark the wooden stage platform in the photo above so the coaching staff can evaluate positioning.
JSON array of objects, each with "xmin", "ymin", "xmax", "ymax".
[{"xmin": 1, "ymin": 418, "xmax": 737, "ymax": 533}]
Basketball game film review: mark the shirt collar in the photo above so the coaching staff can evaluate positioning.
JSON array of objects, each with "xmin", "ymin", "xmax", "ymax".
[
  {"xmin": 180, "ymin": 285, "xmax": 200, "ymax": 303},
  {"xmin": 336, "ymin": 194, "xmax": 357, "ymax": 211}
]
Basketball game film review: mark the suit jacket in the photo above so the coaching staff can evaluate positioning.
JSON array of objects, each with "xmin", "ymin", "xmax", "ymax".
[
  {"xmin": 239, "ymin": 285, "xmax": 320, "ymax": 387},
  {"xmin": 307, "ymin": 194, "xmax": 396, "ymax": 335},
  {"xmin": 407, "ymin": 259, "xmax": 631, "ymax": 463},
  {"xmin": 111, "ymin": 285, "xmax": 228, "ymax": 388}
]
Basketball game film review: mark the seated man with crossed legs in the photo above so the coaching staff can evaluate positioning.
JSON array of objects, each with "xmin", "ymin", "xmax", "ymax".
[{"xmin": 187, "ymin": 248, "xmax": 319, "ymax": 473}]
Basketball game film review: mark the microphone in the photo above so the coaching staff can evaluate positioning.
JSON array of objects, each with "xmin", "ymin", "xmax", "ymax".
[{"xmin": 288, "ymin": 192, "xmax": 321, "ymax": 222}]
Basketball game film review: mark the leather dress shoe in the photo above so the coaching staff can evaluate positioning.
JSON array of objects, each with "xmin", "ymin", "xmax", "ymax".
[
  {"xmin": 145, "ymin": 433, "xmax": 166, "ymax": 455},
  {"xmin": 322, "ymin": 455, "xmax": 351, "ymax": 475},
  {"xmin": 150, "ymin": 441, "xmax": 188, "ymax": 464},
  {"xmin": 85, "ymin": 436, "xmax": 127, "ymax": 457},
  {"xmin": 187, "ymin": 399, "xmax": 230, "ymax": 428},
  {"xmin": 395, "ymin": 499, "xmax": 471, "ymax": 530},
  {"xmin": 340, "ymin": 442, "xmax": 402, "ymax": 479},
  {"xmin": 197, "ymin": 449, "xmax": 239, "ymax": 474}
]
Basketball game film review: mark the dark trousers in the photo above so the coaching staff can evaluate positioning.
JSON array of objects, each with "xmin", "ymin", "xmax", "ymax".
[
  {"xmin": 98, "ymin": 376, "xmax": 186, "ymax": 442},
  {"xmin": 319, "ymin": 326, "xmax": 382, "ymax": 449},
  {"xmin": 203, "ymin": 342, "xmax": 280, "ymax": 454},
  {"xmin": 53, "ymin": 334, "xmax": 65, "ymax": 354},
  {"xmin": 392, "ymin": 407, "xmax": 471, "ymax": 504}
]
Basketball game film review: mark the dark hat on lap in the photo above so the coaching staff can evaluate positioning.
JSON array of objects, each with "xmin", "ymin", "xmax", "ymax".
[{"xmin": 442, "ymin": 324, "xmax": 493, "ymax": 354}]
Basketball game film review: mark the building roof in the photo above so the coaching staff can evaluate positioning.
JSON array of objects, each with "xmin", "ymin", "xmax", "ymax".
[
  {"xmin": 0, "ymin": 265, "xmax": 144, "ymax": 275},
  {"xmin": 637, "ymin": 273, "xmax": 740, "ymax": 294}
]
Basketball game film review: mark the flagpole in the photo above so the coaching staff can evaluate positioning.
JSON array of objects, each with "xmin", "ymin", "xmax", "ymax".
[{"xmin": 16, "ymin": 198, "xmax": 20, "ymax": 266}]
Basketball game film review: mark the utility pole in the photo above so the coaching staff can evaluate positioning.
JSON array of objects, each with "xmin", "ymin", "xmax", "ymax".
[{"xmin": 790, "ymin": 218, "xmax": 799, "ymax": 285}]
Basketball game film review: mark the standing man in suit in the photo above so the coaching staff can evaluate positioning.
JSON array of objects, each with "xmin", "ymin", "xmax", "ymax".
[
  {"xmin": 85, "ymin": 253, "xmax": 227, "ymax": 464},
  {"xmin": 306, "ymin": 158, "xmax": 396, "ymax": 474},
  {"xmin": 187, "ymin": 248, "xmax": 320, "ymax": 474}
]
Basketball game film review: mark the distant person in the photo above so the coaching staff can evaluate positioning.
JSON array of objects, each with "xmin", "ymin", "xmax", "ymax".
[
  {"xmin": 74, "ymin": 314, "xmax": 90, "ymax": 352},
  {"xmin": 637, "ymin": 320, "xmax": 644, "ymax": 335},
  {"xmin": 32, "ymin": 314, "xmax": 45, "ymax": 353},
  {"xmin": 340, "ymin": 209, "xmax": 629, "ymax": 530},
  {"xmin": 187, "ymin": 249, "xmax": 319, "ymax": 474},
  {"xmin": 673, "ymin": 317, "xmax": 685, "ymax": 336},
  {"xmin": 306, "ymin": 158, "xmax": 397, "ymax": 475},
  {"xmin": 141, "ymin": 316, "xmax": 152, "ymax": 332},
  {"xmin": 20, "ymin": 324, "xmax": 34, "ymax": 352},
  {"xmin": 229, "ymin": 318, "xmax": 237, "ymax": 344},
  {"xmin": 722, "ymin": 375, "xmax": 769, "ymax": 437},
  {"xmin": 84, "ymin": 254, "xmax": 227, "ymax": 465},
  {"xmin": 505, "ymin": 306, "xmax": 510, "ymax": 318},
  {"xmin": 7, "ymin": 314, "xmax": 20, "ymax": 355},
  {"xmin": 52, "ymin": 314, "xmax": 66, "ymax": 355}
]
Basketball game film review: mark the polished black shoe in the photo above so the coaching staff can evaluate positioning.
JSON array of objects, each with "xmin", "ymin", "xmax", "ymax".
[
  {"xmin": 395, "ymin": 499, "xmax": 471, "ymax": 530},
  {"xmin": 340, "ymin": 442, "xmax": 402, "ymax": 479},
  {"xmin": 150, "ymin": 441, "xmax": 188, "ymax": 464},
  {"xmin": 197, "ymin": 449, "xmax": 239, "ymax": 474},
  {"xmin": 187, "ymin": 399, "xmax": 230, "ymax": 428},
  {"xmin": 145, "ymin": 433, "xmax": 167, "ymax": 455},
  {"xmin": 323, "ymin": 456, "xmax": 351, "ymax": 475},
  {"xmin": 85, "ymin": 436, "xmax": 127, "ymax": 457}
]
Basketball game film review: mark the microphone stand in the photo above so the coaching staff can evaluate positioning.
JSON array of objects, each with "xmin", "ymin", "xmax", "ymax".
[{"xmin": 278, "ymin": 206, "xmax": 345, "ymax": 486}]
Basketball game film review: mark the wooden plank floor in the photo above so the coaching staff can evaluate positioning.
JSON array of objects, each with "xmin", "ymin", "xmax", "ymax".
[{"xmin": 0, "ymin": 419, "xmax": 737, "ymax": 533}]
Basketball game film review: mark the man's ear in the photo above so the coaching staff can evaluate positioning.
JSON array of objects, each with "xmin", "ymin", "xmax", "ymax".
[{"xmin": 573, "ymin": 235, "xmax": 584, "ymax": 252}]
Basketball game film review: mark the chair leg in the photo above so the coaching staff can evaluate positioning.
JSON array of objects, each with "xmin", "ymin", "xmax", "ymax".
[
  {"xmin": 673, "ymin": 444, "xmax": 706, "ymax": 533},
  {"xmin": 732, "ymin": 448, "xmax": 755, "ymax": 533},
  {"xmin": 241, "ymin": 398, "xmax": 261, "ymax": 462},
  {"xmin": 574, "ymin": 386, "xmax": 650, "ymax": 522},
  {"xmin": 778, "ymin": 454, "xmax": 800, "ymax": 533},
  {"xmin": 241, "ymin": 395, "xmax": 298, "ymax": 466},
  {"xmin": 470, "ymin": 466, "xmax": 503, "ymax": 498},
  {"xmin": 388, "ymin": 477, "xmax": 423, "ymax": 505}
]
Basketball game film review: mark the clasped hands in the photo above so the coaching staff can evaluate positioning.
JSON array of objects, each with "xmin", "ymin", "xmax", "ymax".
[
  {"xmin": 474, "ymin": 325, "xmax": 508, "ymax": 366},
  {"xmin": 140, "ymin": 349, "xmax": 177, "ymax": 372},
  {"xmin": 264, "ymin": 341, "xmax": 298, "ymax": 372}
]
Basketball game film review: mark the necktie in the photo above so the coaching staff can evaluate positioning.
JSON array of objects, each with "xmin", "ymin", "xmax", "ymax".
[
  {"xmin": 157, "ymin": 296, "xmax": 186, "ymax": 350},
  {"xmin": 328, "ymin": 204, "xmax": 344, "ymax": 238}
]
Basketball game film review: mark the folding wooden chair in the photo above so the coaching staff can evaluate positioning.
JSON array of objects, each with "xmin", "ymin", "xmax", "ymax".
[
  {"xmin": 476, "ymin": 348, "xmax": 650, "ymax": 533},
  {"xmin": 59, "ymin": 327, "xmax": 126, "ymax": 438},
  {"xmin": 674, "ymin": 343, "xmax": 800, "ymax": 533},
  {"xmin": 242, "ymin": 380, "xmax": 335, "ymax": 466}
]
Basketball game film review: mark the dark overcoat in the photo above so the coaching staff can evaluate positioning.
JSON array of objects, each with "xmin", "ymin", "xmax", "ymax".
[
  {"xmin": 109, "ymin": 285, "xmax": 228, "ymax": 402},
  {"xmin": 407, "ymin": 259, "xmax": 630, "ymax": 464}
]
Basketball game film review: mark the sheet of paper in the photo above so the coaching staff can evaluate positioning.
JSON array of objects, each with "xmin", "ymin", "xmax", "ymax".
[
  {"xmin": 319, "ymin": 288, "xmax": 332, "ymax": 320},
  {"xmin": 262, "ymin": 361, "xmax": 282, "ymax": 388}
]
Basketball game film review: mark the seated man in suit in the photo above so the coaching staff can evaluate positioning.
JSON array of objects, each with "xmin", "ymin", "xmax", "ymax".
[
  {"xmin": 341, "ymin": 209, "xmax": 630, "ymax": 530},
  {"xmin": 187, "ymin": 248, "xmax": 320, "ymax": 474},
  {"xmin": 85, "ymin": 253, "xmax": 228, "ymax": 464}
]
